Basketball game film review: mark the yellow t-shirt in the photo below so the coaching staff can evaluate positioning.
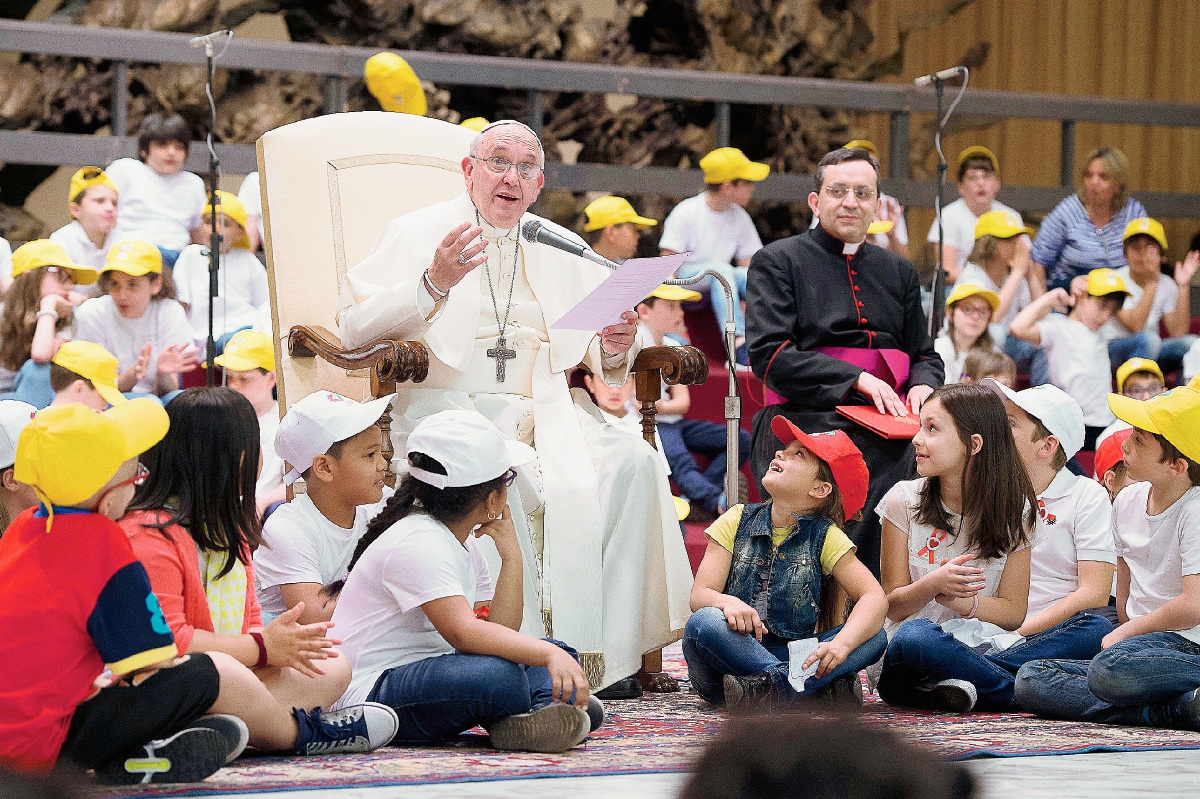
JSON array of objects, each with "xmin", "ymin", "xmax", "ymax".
[{"xmin": 706, "ymin": 504, "xmax": 855, "ymax": 576}]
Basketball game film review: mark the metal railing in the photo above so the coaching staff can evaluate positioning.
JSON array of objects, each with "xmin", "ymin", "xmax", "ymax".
[{"xmin": 5, "ymin": 18, "xmax": 1200, "ymax": 215}]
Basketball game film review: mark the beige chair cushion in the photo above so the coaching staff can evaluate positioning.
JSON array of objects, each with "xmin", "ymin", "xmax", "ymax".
[{"xmin": 257, "ymin": 111, "xmax": 475, "ymax": 413}]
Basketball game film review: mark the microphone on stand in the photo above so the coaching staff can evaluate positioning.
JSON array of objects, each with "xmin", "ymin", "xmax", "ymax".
[
  {"xmin": 189, "ymin": 30, "xmax": 232, "ymax": 48},
  {"xmin": 913, "ymin": 66, "xmax": 965, "ymax": 87},
  {"xmin": 520, "ymin": 220, "xmax": 619, "ymax": 271}
]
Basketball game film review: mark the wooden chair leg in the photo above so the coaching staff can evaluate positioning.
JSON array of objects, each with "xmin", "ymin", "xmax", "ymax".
[{"xmin": 636, "ymin": 649, "xmax": 680, "ymax": 693}]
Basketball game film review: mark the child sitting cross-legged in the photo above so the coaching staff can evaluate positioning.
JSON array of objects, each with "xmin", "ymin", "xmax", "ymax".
[
  {"xmin": 326, "ymin": 410, "xmax": 604, "ymax": 754},
  {"xmin": 683, "ymin": 417, "xmax": 888, "ymax": 710},
  {"xmin": 48, "ymin": 341, "xmax": 129, "ymax": 412},
  {"xmin": 122, "ymin": 387, "xmax": 399, "ymax": 757},
  {"xmin": 1016, "ymin": 387, "xmax": 1200, "ymax": 730},
  {"xmin": 0, "ymin": 400, "xmax": 252, "ymax": 783},
  {"xmin": 253, "ymin": 390, "xmax": 394, "ymax": 624}
]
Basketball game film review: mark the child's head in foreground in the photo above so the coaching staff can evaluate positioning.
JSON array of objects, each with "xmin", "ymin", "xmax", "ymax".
[
  {"xmin": 984, "ymin": 380, "xmax": 1085, "ymax": 477},
  {"xmin": 1108, "ymin": 387, "xmax": 1200, "ymax": 489},
  {"xmin": 960, "ymin": 349, "xmax": 1016, "ymax": 388},
  {"xmin": 765, "ymin": 416, "xmax": 869, "ymax": 527}
]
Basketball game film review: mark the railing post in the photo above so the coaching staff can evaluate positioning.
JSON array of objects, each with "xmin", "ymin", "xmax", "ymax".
[
  {"xmin": 888, "ymin": 110, "xmax": 910, "ymax": 181},
  {"xmin": 528, "ymin": 89, "xmax": 543, "ymax": 140},
  {"xmin": 324, "ymin": 75, "xmax": 347, "ymax": 115},
  {"xmin": 1060, "ymin": 119, "xmax": 1075, "ymax": 187},
  {"xmin": 714, "ymin": 101, "xmax": 731, "ymax": 148},
  {"xmin": 112, "ymin": 60, "xmax": 128, "ymax": 138}
]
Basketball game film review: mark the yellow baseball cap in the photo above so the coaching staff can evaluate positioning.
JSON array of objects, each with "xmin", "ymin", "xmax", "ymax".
[
  {"xmin": 203, "ymin": 190, "xmax": 252, "ymax": 249},
  {"xmin": 10, "ymin": 240, "xmax": 99, "ymax": 286},
  {"xmin": 460, "ymin": 116, "xmax": 489, "ymax": 132},
  {"xmin": 699, "ymin": 147, "xmax": 769, "ymax": 184},
  {"xmin": 364, "ymin": 52, "xmax": 426, "ymax": 116},
  {"xmin": 52, "ymin": 341, "xmax": 127, "ymax": 408},
  {"xmin": 1108, "ymin": 386, "xmax": 1200, "ymax": 463},
  {"xmin": 68, "ymin": 167, "xmax": 118, "ymax": 204},
  {"xmin": 1116, "ymin": 357, "xmax": 1165, "ymax": 393},
  {"xmin": 214, "ymin": 329, "xmax": 276, "ymax": 373},
  {"xmin": 583, "ymin": 196, "xmax": 658, "ymax": 232},
  {"xmin": 1086, "ymin": 268, "xmax": 1128, "ymax": 299},
  {"xmin": 974, "ymin": 210, "xmax": 1033, "ymax": 241},
  {"xmin": 104, "ymin": 240, "xmax": 162, "ymax": 277},
  {"xmin": 958, "ymin": 145, "xmax": 999, "ymax": 174},
  {"xmin": 945, "ymin": 282, "xmax": 1000, "ymax": 312},
  {"xmin": 1122, "ymin": 217, "xmax": 1168, "ymax": 251},
  {"xmin": 867, "ymin": 220, "xmax": 894, "ymax": 236},
  {"xmin": 15, "ymin": 398, "xmax": 168, "ymax": 512},
  {"xmin": 673, "ymin": 495, "xmax": 690, "ymax": 521},
  {"xmin": 843, "ymin": 140, "xmax": 879, "ymax": 158},
  {"xmin": 647, "ymin": 284, "xmax": 703, "ymax": 302}
]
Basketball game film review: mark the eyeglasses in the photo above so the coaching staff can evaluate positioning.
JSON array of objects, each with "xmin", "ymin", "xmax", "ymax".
[
  {"xmin": 502, "ymin": 468, "xmax": 518, "ymax": 487},
  {"xmin": 472, "ymin": 156, "xmax": 542, "ymax": 181},
  {"xmin": 954, "ymin": 304, "xmax": 993, "ymax": 320},
  {"xmin": 822, "ymin": 184, "xmax": 877, "ymax": 202},
  {"xmin": 97, "ymin": 463, "xmax": 149, "ymax": 506},
  {"xmin": 1123, "ymin": 385, "xmax": 1163, "ymax": 400},
  {"xmin": 45, "ymin": 266, "xmax": 76, "ymax": 284}
]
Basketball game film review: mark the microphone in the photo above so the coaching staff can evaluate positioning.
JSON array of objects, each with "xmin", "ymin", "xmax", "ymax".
[
  {"xmin": 189, "ymin": 30, "xmax": 231, "ymax": 48},
  {"xmin": 913, "ymin": 66, "xmax": 965, "ymax": 87},
  {"xmin": 521, "ymin": 220, "xmax": 618, "ymax": 270}
]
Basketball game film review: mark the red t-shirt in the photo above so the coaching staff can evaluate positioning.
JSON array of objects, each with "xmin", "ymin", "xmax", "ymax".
[{"xmin": 0, "ymin": 507, "xmax": 177, "ymax": 772}]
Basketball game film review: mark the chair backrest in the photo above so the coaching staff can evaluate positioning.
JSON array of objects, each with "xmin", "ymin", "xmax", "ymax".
[{"xmin": 257, "ymin": 111, "xmax": 476, "ymax": 414}]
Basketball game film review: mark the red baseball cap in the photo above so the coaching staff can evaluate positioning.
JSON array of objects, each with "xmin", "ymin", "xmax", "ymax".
[
  {"xmin": 1093, "ymin": 427, "xmax": 1133, "ymax": 482},
  {"xmin": 770, "ymin": 417, "xmax": 870, "ymax": 520}
]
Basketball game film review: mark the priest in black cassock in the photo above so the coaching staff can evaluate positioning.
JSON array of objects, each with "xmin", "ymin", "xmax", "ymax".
[{"xmin": 745, "ymin": 147, "xmax": 944, "ymax": 576}]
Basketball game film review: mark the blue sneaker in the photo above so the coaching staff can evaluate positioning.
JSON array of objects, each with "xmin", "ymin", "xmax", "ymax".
[{"xmin": 293, "ymin": 702, "xmax": 399, "ymax": 755}]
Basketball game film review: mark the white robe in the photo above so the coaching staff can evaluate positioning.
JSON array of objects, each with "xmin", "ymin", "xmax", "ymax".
[{"xmin": 338, "ymin": 192, "xmax": 693, "ymax": 687}]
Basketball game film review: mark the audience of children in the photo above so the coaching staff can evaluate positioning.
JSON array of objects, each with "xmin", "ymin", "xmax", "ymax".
[
  {"xmin": 0, "ymin": 401, "xmax": 38, "ymax": 533},
  {"xmin": 215, "ymin": 330, "xmax": 285, "ymax": 514},
  {"xmin": 47, "ymin": 168, "xmax": 119, "ymax": 296},
  {"xmin": 1096, "ymin": 357, "xmax": 1165, "ymax": 447},
  {"xmin": 48, "ymin": 341, "xmax": 126, "ymax": 412},
  {"xmin": 173, "ymin": 191, "xmax": 270, "ymax": 350},
  {"xmin": 73, "ymin": 241, "xmax": 197, "ymax": 399},
  {"xmin": 254, "ymin": 391, "xmax": 393, "ymax": 623},
  {"xmin": 1015, "ymin": 387, "xmax": 1200, "ymax": 731},
  {"xmin": 955, "ymin": 210, "xmax": 1036, "ymax": 360},
  {"xmin": 326, "ymin": 410, "xmax": 603, "ymax": 754},
  {"xmin": 1009, "ymin": 268, "xmax": 1129, "ymax": 451},
  {"xmin": 106, "ymin": 114, "xmax": 206, "ymax": 268},
  {"xmin": 683, "ymin": 416, "xmax": 887, "ymax": 709},
  {"xmin": 935, "ymin": 284, "xmax": 999, "ymax": 384},
  {"xmin": 959, "ymin": 349, "xmax": 1017, "ymax": 388}
]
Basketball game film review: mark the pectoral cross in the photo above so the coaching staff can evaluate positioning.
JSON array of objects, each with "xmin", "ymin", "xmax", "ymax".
[{"xmin": 487, "ymin": 336, "xmax": 517, "ymax": 382}]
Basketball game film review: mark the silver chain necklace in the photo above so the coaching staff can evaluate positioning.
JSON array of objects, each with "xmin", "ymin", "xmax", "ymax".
[{"xmin": 477, "ymin": 209, "xmax": 520, "ymax": 382}]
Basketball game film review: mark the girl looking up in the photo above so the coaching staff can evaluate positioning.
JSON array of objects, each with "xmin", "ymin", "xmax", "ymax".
[
  {"xmin": 876, "ymin": 382, "xmax": 1037, "ymax": 713},
  {"xmin": 327, "ymin": 410, "xmax": 602, "ymax": 754},
  {"xmin": 684, "ymin": 417, "xmax": 888, "ymax": 710}
]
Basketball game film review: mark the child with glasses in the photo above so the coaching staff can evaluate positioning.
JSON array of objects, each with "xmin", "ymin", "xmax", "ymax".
[{"xmin": 935, "ymin": 284, "xmax": 1000, "ymax": 384}]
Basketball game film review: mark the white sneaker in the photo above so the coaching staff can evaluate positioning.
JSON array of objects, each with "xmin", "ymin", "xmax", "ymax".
[{"xmin": 295, "ymin": 702, "xmax": 399, "ymax": 755}]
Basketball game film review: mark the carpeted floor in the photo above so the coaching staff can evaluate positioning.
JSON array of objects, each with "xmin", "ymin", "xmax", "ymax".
[{"xmin": 91, "ymin": 648, "xmax": 1200, "ymax": 797}]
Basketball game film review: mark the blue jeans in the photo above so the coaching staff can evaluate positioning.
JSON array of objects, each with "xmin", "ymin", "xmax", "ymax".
[
  {"xmin": 1003, "ymin": 335, "xmax": 1047, "ymax": 385},
  {"xmin": 368, "ymin": 638, "xmax": 580, "ymax": 744},
  {"xmin": 1158, "ymin": 334, "xmax": 1199, "ymax": 376},
  {"xmin": 1014, "ymin": 631, "xmax": 1200, "ymax": 728},
  {"xmin": 659, "ymin": 419, "xmax": 751, "ymax": 515},
  {"xmin": 878, "ymin": 614, "xmax": 1112, "ymax": 711},
  {"xmin": 676, "ymin": 260, "xmax": 747, "ymax": 338},
  {"xmin": 1108, "ymin": 332, "xmax": 1155, "ymax": 371},
  {"xmin": 682, "ymin": 605, "xmax": 888, "ymax": 704},
  {"xmin": 157, "ymin": 247, "xmax": 181, "ymax": 268}
]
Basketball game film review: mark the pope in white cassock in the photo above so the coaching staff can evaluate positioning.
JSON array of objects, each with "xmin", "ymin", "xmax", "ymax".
[{"xmin": 337, "ymin": 120, "xmax": 694, "ymax": 692}]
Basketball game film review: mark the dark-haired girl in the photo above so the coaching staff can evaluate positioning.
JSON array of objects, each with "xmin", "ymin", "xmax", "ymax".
[
  {"xmin": 877, "ymin": 383, "xmax": 1038, "ymax": 713},
  {"xmin": 122, "ymin": 387, "xmax": 399, "ymax": 755},
  {"xmin": 328, "ymin": 409, "xmax": 602, "ymax": 754}
]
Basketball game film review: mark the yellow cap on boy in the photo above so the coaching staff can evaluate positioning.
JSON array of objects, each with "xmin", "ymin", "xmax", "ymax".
[
  {"xmin": 583, "ymin": 196, "xmax": 657, "ymax": 232},
  {"xmin": 203, "ymin": 191, "xmax": 252, "ymax": 250},
  {"xmin": 214, "ymin": 330, "xmax": 276, "ymax": 373},
  {"xmin": 1108, "ymin": 386, "xmax": 1200, "ymax": 463},
  {"xmin": 699, "ymin": 147, "xmax": 769, "ymax": 184},
  {"xmin": 1116, "ymin": 357, "xmax": 1164, "ymax": 394},
  {"xmin": 52, "ymin": 341, "xmax": 127, "ymax": 408},
  {"xmin": 1086, "ymin": 268, "xmax": 1128, "ymax": 298},
  {"xmin": 68, "ymin": 167, "xmax": 118, "ymax": 204}
]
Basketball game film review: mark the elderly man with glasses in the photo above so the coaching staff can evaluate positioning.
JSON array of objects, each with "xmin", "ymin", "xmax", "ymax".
[
  {"xmin": 745, "ymin": 147, "xmax": 944, "ymax": 577},
  {"xmin": 336, "ymin": 120, "xmax": 693, "ymax": 700}
]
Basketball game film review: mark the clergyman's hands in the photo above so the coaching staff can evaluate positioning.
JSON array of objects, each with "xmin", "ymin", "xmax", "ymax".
[
  {"xmin": 855, "ymin": 371, "xmax": 907, "ymax": 416},
  {"xmin": 598, "ymin": 310, "xmax": 638, "ymax": 357}
]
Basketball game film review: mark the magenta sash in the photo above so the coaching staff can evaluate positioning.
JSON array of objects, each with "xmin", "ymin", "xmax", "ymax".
[{"xmin": 763, "ymin": 346, "xmax": 910, "ymax": 406}]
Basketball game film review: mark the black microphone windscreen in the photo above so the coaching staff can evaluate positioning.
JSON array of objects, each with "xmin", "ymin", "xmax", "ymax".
[{"xmin": 521, "ymin": 220, "xmax": 543, "ymax": 243}]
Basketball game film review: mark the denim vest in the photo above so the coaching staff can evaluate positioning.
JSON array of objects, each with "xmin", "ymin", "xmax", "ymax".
[{"xmin": 723, "ymin": 502, "xmax": 828, "ymax": 640}]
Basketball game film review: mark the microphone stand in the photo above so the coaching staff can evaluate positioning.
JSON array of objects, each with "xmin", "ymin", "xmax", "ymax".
[
  {"xmin": 199, "ymin": 32, "xmax": 232, "ymax": 386},
  {"xmin": 927, "ymin": 67, "xmax": 970, "ymax": 337}
]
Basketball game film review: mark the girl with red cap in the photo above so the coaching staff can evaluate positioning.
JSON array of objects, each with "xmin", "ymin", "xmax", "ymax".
[{"xmin": 683, "ymin": 418, "xmax": 888, "ymax": 710}]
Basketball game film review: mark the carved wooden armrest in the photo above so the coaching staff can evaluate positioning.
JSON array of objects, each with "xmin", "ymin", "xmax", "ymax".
[
  {"xmin": 630, "ymin": 345, "xmax": 708, "ymax": 448},
  {"xmin": 287, "ymin": 325, "xmax": 429, "ymax": 398}
]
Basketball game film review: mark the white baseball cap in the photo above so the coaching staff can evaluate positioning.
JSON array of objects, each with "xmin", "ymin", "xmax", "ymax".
[
  {"xmin": 276, "ymin": 391, "xmax": 393, "ymax": 485},
  {"xmin": 982, "ymin": 378, "xmax": 1085, "ymax": 460},
  {"xmin": 0, "ymin": 401, "xmax": 37, "ymax": 469},
  {"xmin": 405, "ymin": 410, "xmax": 535, "ymax": 489}
]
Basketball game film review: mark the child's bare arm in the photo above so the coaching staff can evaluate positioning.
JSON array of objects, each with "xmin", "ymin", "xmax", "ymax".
[
  {"xmin": 1114, "ymin": 279, "xmax": 1155, "ymax": 333},
  {"xmin": 1018, "ymin": 560, "xmax": 1115, "ymax": 636},
  {"xmin": 1115, "ymin": 557, "xmax": 1131, "ymax": 625},
  {"xmin": 1009, "ymin": 288, "xmax": 1070, "ymax": 345},
  {"xmin": 656, "ymin": 383, "xmax": 690, "ymax": 416},
  {"xmin": 690, "ymin": 538, "xmax": 765, "ymax": 641},
  {"xmin": 804, "ymin": 552, "xmax": 887, "ymax": 677},
  {"xmin": 973, "ymin": 546, "xmax": 1031, "ymax": 631},
  {"xmin": 1104, "ymin": 573, "xmax": 1200, "ymax": 647},
  {"xmin": 279, "ymin": 583, "xmax": 336, "ymax": 624}
]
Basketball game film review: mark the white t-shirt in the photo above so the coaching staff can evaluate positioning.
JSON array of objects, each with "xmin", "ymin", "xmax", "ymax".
[
  {"xmin": 0, "ymin": 237, "xmax": 11, "ymax": 279},
  {"xmin": 926, "ymin": 198, "xmax": 1025, "ymax": 277},
  {"xmin": 877, "ymin": 478, "xmax": 1033, "ymax": 635},
  {"xmin": 1036, "ymin": 314, "xmax": 1115, "ymax": 426},
  {"xmin": 48, "ymin": 221, "xmax": 117, "ymax": 293},
  {"xmin": 1103, "ymin": 269, "xmax": 1178, "ymax": 341},
  {"xmin": 1113, "ymin": 482, "xmax": 1200, "ymax": 644},
  {"xmin": 934, "ymin": 335, "xmax": 969, "ymax": 384},
  {"xmin": 331, "ymin": 514, "xmax": 494, "ymax": 709},
  {"xmin": 1026, "ymin": 468, "xmax": 1115, "ymax": 619},
  {"xmin": 956, "ymin": 261, "xmax": 1031, "ymax": 346},
  {"xmin": 1183, "ymin": 338, "xmax": 1200, "ymax": 383},
  {"xmin": 105, "ymin": 158, "xmax": 206, "ymax": 252},
  {"xmin": 659, "ymin": 193, "xmax": 762, "ymax": 267},
  {"xmin": 73, "ymin": 296, "xmax": 193, "ymax": 395},
  {"xmin": 173, "ymin": 245, "xmax": 270, "ymax": 346},
  {"xmin": 256, "ymin": 403, "xmax": 284, "ymax": 504},
  {"xmin": 237, "ymin": 172, "xmax": 264, "ymax": 245},
  {"xmin": 253, "ymin": 485, "xmax": 393, "ymax": 617}
]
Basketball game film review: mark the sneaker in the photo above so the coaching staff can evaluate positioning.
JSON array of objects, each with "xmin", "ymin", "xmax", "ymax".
[
  {"xmin": 293, "ymin": 702, "xmax": 399, "ymax": 755},
  {"xmin": 193, "ymin": 715, "xmax": 250, "ymax": 763},
  {"xmin": 1170, "ymin": 687, "xmax": 1200, "ymax": 730},
  {"xmin": 487, "ymin": 703, "xmax": 591, "ymax": 753},
  {"xmin": 586, "ymin": 695, "xmax": 605, "ymax": 732},
  {"xmin": 722, "ymin": 673, "xmax": 776, "ymax": 712},
  {"xmin": 94, "ymin": 726, "xmax": 230, "ymax": 785},
  {"xmin": 914, "ymin": 679, "xmax": 977, "ymax": 713}
]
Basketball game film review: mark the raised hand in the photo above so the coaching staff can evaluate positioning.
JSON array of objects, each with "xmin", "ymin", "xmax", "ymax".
[
  {"xmin": 157, "ymin": 342, "xmax": 200, "ymax": 374},
  {"xmin": 427, "ymin": 222, "xmax": 487, "ymax": 294},
  {"xmin": 1176, "ymin": 251, "xmax": 1200, "ymax": 287}
]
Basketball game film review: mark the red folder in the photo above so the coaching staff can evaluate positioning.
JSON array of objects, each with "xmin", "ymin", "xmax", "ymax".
[{"xmin": 836, "ymin": 405, "xmax": 921, "ymax": 439}]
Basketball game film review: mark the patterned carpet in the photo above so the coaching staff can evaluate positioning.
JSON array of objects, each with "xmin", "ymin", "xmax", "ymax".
[{"xmin": 92, "ymin": 648, "xmax": 1200, "ymax": 797}]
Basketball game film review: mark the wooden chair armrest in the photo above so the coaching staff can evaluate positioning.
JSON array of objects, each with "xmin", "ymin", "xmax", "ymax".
[
  {"xmin": 287, "ymin": 324, "xmax": 429, "ymax": 397},
  {"xmin": 629, "ymin": 345, "xmax": 708, "ymax": 447}
]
